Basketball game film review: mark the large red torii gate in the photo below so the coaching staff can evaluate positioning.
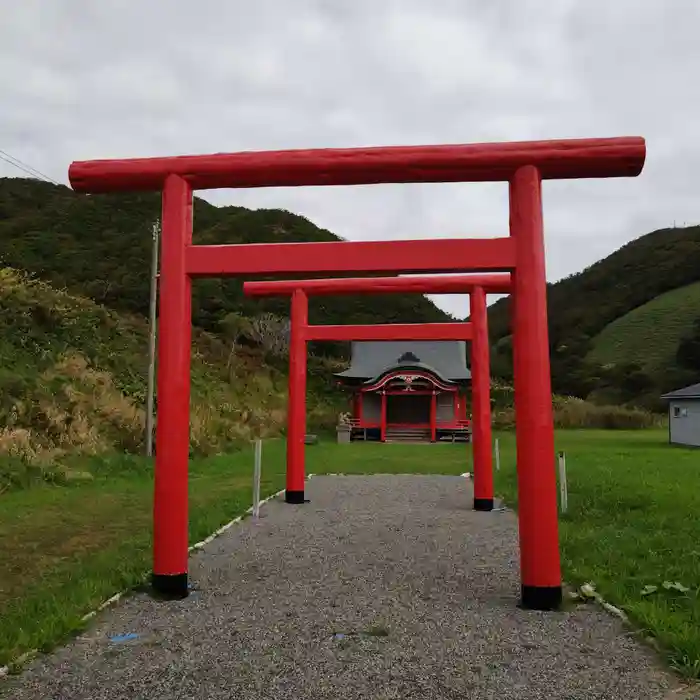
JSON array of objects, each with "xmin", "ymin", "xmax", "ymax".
[
  {"xmin": 69, "ymin": 136, "xmax": 646, "ymax": 611},
  {"xmin": 243, "ymin": 273, "xmax": 512, "ymax": 512}
]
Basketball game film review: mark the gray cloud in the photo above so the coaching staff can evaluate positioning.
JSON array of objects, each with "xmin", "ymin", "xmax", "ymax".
[{"xmin": 1, "ymin": 0, "xmax": 698, "ymax": 318}]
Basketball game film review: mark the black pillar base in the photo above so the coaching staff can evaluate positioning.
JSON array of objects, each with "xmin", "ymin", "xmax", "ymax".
[
  {"xmin": 473, "ymin": 497, "xmax": 494, "ymax": 512},
  {"xmin": 520, "ymin": 584, "xmax": 562, "ymax": 611},
  {"xmin": 151, "ymin": 572, "xmax": 189, "ymax": 599},
  {"xmin": 285, "ymin": 489, "xmax": 306, "ymax": 504}
]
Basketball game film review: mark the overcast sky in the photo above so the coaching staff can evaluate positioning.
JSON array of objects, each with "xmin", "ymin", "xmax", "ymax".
[{"xmin": 1, "ymin": 0, "xmax": 699, "ymax": 318}]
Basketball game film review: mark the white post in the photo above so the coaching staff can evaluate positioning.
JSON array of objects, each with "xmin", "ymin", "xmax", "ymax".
[
  {"xmin": 494, "ymin": 437, "xmax": 500, "ymax": 471},
  {"xmin": 145, "ymin": 219, "xmax": 160, "ymax": 457},
  {"xmin": 252, "ymin": 439, "xmax": 262, "ymax": 518},
  {"xmin": 558, "ymin": 451, "xmax": 568, "ymax": 514}
]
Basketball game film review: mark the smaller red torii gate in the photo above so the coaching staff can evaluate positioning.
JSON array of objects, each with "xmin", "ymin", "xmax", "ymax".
[
  {"xmin": 302, "ymin": 321, "xmax": 472, "ymax": 493},
  {"xmin": 244, "ymin": 273, "xmax": 511, "ymax": 512}
]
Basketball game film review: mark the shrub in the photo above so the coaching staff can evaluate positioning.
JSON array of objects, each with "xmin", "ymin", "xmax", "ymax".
[
  {"xmin": 492, "ymin": 395, "xmax": 661, "ymax": 430},
  {"xmin": 553, "ymin": 397, "xmax": 659, "ymax": 429}
]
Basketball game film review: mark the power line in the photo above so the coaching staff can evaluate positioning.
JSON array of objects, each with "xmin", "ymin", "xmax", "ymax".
[
  {"xmin": 0, "ymin": 148, "xmax": 59, "ymax": 184},
  {"xmin": 0, "ymin": 148, "xmax": 61, "ymax": 185},
  {"xmin": 0, "ymin": 152, "xmax": 44, "ymax": 180}
]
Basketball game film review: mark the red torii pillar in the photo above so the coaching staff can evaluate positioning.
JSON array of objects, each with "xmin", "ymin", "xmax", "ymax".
[
  {"xmin": 68, "ymin": 136, "xmax": 646, "ymax": 610},
  {"xmin": 244, "ymin": 272, "xmax": 511, "ymax": 512},
  {"xmin": 469, "ymin": 285, "xmax": 494, "ymax": 511},
  {"xmin": 285, "ymin": 289, "xmax": 308, "ymax": 503},
  {"xmin": 510, "ymin": 166, "xmax": 560, "ymax": 601}
]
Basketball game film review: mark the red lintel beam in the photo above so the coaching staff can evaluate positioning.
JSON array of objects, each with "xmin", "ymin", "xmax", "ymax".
[
  {"xmin": 69, "ymin": 137, "xmax": 646, "ymax": 193},
  {"xmin": 186, "ymin": 238, "xmax": 514, "ymax": 277},
  {"xmin": 305, "ymin": 322, "xmax": 472, "ymax": 342},
  {"xmin": 244, "ymin": 273, "xmax": 511, "ymax": 297}
]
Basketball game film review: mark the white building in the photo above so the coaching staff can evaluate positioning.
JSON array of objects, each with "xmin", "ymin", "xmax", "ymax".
[{"xmin": 661, "ymin": 382, "xmax": 700, "ymax": 447}]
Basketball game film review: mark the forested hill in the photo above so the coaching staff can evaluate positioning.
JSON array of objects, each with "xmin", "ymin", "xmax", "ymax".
[
  {"xmin": 4, "ymin": 176, "xmax": 698, "ymax": 412},
  {"xmin": 488, "ymin": 225, "xmax": 700, "ymax": 409},
  {"xmin": 0, "ymin": 177, "xmax": 451, "ymax": 338}
]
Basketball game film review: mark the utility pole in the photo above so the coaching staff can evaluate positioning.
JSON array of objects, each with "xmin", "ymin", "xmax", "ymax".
[{"xmin": 145, "ymin": 219, "xmax": 160, "ymax": 457}]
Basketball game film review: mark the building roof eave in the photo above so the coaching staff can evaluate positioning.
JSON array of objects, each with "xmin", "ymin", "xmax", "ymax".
[
  {"xmin": 660, "ymin": 382, "xmax": 700, "ymax": 400},
  {"xmin": 336, "ymin": 340, "xmax": 471, "ymax": 382}
]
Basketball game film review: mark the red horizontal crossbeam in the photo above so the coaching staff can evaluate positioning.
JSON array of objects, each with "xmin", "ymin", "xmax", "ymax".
[
  {"xmin": 69, "ymin": 137, "xmax": 646, "ymax": 193},
  {"xmin": 304, "ymin": 322, "xmax": 472, "ymax": 342},
  {"xmin": 244, "ymin": 273, "xmax": 511, "ymax": 297},
  {"xmin": 186, "ymin": 238, "xmax": 515, "ymax": 277}
]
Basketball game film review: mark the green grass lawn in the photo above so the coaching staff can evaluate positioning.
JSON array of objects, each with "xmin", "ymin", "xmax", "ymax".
[
  {"xmin": 587, "ymin": 280, "xmax": 700, "ymax": 372},
  {"xmin": 0, "ymin": 444, "xmax": 287, "ymax": 669},
  {"xmin": 494, "ymin": 429, "xmax": 700, "ymax": 677},
  {"xmin": 2, "ymin": 430, "xmax": 700, "ymax": 678}
]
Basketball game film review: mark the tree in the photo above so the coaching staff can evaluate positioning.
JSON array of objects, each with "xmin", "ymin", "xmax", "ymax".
[
  {"xmin": 549, "ymin": 333, "xmax": 596, "ymax": 398},
  {"xmin": 677, "ymin": 317, "xmax": 700, "ymax": 372},
  {"xmin": 490, "ymin": 335, "xmax": 513, "ymax": 381},
  {"xmin": 617, "ymin": 362, "xmax": 654, "ymax": 399},
  {"xmin": 247, "ymin": 313, "xmax": 290, "ymax": 360},
  {"xmin": 218, "ymin": 312, "xmax": 254, "ymax": 372}
]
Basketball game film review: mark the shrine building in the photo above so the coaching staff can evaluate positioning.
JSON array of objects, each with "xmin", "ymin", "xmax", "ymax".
[{"xmin": 335, "ymin": 340, "xmax": 472, "ymax": 442}]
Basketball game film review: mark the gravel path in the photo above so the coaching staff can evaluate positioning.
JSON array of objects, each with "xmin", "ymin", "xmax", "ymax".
[{"xmin": 5, "ymin": 475, "xmax": 679, "ymax": 699}]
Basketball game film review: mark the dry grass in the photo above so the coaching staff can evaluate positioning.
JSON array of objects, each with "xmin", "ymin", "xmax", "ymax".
[
  {"xmin": 0, "ymin": 267, "xmax": 340, "ymax": 492},
  {"xmin": 0, "ymin": 427, "xmax": 44, "ymax": 467},
  {"xmin": 489, "ymin": 382, "xmax": 662, "ymax": 430},
  {"xmin": 550, "ymin": 395, "xmax": 662, "ymax": 429}
]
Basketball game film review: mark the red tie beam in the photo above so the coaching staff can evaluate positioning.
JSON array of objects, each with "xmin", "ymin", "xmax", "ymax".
[
  {"xmin": 69, "ymin": 136, "xmax": 646, "ymax": 611},
  {"xmin": 305, "ymin": 322, "xmax": 473, "ymax": 342},
  {"xmin": 244, "ymin": 273, "xmax": 512, "ymax": 513}
]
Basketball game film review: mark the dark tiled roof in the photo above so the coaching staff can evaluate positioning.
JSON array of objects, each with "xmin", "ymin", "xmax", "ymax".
[
  {"xmin": 661, "ymin": 382, "xmax": 700, "ymax": 400},
  {"xmin": 335, "ymin": 341, "xmax": 471, "ymax": 381}
]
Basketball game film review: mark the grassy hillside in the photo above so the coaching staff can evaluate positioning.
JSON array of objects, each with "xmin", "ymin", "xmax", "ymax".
[
  {"xmin": 488, "ymin": 225, "xmax": 700, "ymax": 345},
  {"xmin": 487, "ymin": 225, "xmax": 700, "ymax": 407},
  {"xmin": 0, "ymin": 175, "xmax": 667, "ymax": 472},
  {"xmin": 588, "ymin": 281, "xmax": 700, "ymax": 372},
  {"xmin": 0, "ymin": 175, "xmax": 459, "ymax": 483},
  {"xmin": 0, "ymin": 177, "xmax": 451, "ymax": 344},
  {"xmin": 0, "ymin": 266, "xmax": 343, "ymax": 490}
]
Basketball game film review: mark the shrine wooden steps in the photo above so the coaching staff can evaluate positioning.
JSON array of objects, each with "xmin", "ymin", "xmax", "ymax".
[{"xmin": 384, "ymin": 427, "xmax": 432, "ymax": 443}]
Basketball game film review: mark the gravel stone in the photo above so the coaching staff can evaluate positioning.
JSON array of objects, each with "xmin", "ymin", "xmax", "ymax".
[{"xmin": 4, "ymin": 475, "xmax": 678, "ymax": 699}]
